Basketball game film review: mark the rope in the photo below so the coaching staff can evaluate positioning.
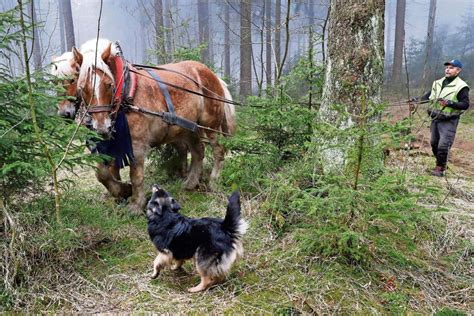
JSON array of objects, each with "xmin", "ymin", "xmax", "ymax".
[{"xmin": 129, "ymin": 66, "xmax": 244, "ymax": 107}]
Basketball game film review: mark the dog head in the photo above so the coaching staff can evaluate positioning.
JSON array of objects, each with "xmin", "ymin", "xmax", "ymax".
[{"xmin": 146, "ymin": 185, "xmax": 181, "ymax": 219}]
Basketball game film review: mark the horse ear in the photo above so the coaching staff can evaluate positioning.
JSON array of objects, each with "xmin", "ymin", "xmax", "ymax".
[
  {"xmin": 101, "ymin": 42, "xmax": 112, "ymax": 62},
  {"xmin": 72, "ymin": 46, "xmax": 83, "ymax": 66}
]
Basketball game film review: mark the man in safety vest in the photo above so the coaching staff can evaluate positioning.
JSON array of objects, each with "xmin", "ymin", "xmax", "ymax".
[{"xmin": 409, "ymin": 59, "xmax": 470, "ymax": 177}]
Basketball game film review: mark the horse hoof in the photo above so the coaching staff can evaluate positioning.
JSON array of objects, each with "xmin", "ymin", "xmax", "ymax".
[{"xmin": 128, "ymin": 203, "xmax": 145, "ymax": 216}]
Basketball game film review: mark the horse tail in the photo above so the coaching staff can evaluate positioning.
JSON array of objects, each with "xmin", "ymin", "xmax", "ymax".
[{"xmin": 218, "ymin": 78, "xmax": 236, "ymax": 136}]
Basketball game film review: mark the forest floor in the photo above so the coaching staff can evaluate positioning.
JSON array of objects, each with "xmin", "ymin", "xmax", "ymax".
[{"xmin": 11, "ymin": 106, "xmax": 473, "ymax": 314}]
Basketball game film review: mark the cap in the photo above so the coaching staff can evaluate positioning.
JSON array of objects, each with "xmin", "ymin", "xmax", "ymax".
[{"xmin": 444, "ymin": 59, "xmax": 463, "ymax": 68}]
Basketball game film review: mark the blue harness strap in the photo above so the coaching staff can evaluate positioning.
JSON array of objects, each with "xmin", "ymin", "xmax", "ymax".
[{"xmin": 144, "ymin": 69, "xmax": 198, "ymax": 132}]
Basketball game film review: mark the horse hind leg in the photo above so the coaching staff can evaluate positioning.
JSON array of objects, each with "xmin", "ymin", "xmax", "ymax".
[
  {"xmin": 208, "ymin": 134, "xmax": 226, "ymax": 191},
  {"xmin": 183, "ymin": 138, "xmax": 204, "ymax": 190}
]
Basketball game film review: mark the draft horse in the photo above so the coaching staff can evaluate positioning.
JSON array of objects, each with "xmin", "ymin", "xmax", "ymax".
[{"xmin": 73, "ymin": 40, "xmax": 235, "ymax": 214}]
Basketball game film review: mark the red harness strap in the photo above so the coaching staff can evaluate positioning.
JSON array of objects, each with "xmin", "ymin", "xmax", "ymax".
[{"xmin": 112, "ymin": 55, "xmax": 125, "ymax": 110}]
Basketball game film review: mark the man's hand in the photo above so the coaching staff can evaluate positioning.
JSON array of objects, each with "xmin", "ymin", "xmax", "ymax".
[
  {"xmin": 438, "ymin": 99, "xmax": 454, "ymax": 107},
  {"xmin": 408, "ymin": 97, "xmax": 418, "ymax": 112}
]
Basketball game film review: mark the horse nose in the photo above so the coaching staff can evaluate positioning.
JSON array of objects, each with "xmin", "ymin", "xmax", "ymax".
[
  {"xmin": 97, "ymin": 128, "xmax": 111, "ymax": 140},
  {"xmin": 58, "ymin": 106, "xmax": 76, "ymax": 119}
]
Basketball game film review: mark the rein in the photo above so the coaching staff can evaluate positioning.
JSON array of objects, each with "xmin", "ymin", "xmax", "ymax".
[
  {"xmin": 81, "ymin": 53, "xmax": 234, "ymax": 136},
  {"xmin": 129, "ymin": 65, "xmax": 243, "ymax": 107}
]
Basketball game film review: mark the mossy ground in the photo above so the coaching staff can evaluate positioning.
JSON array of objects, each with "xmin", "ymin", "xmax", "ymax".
[{"xmin": 2, "ymin": 109, "xmax": 472, "ymax": 314}]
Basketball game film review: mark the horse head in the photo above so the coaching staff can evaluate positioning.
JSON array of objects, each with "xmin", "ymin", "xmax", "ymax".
[
  {"xmin": 75, "ymin": 42, "xmax": 118, "ymax": 139},
  {"xmin": 51, "ymin": 51, "xmax": 81, "ymax": 119}
]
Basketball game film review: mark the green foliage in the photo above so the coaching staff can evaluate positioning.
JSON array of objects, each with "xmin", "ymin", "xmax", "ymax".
[
  {"xmin": 221, "ymin": 94, "xmax": 315, "ymax": 192},
  {"xmin": 172, "ymin": 45, "xmax": 204, "ymax": 62},
  {"xmin": 0, "ymin": 6, "xmax": 96, "ymax": 202},
  {"xmin": 434, "ymin": 308, "xmax": 468, "ymax": 316}
]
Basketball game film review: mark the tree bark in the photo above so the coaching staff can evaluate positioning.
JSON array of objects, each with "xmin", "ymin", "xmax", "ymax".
[
  {"xmin": 224, "ymin": 1, "xmax": 231, "ymax": 80},
  {"xmin": 265, "ymin": 0, "xmax": 272, "ymax": 88},
  {"xmin": 164, "ymin": 0, "xmax": 173, "ymax": 59},
  {"xmin": 319, "ymin": 0, "xmax": 385, "ymax": 171},
  {"xmin": 274, "ymin": 0, "xmax": 281, "ymax": 83},
  {"xmin": 155, "ymin": 0, "xmax": 166, "ymax": 64},
  {"xmin": 422, "ymin": 0, "xmax": 436, "ymax": 87},
  {"xmin": 30, "ymin": 1, "xmax": 42, "ymax": 71},
  {"xmin": 240, "ymin": 0, "xmax": 252, "ymax": 97},
  {"xmin": 198, "ymin": 0, "xmax": 210, "ymax": 64},
  {"xmin": 391, "ymin": 0, "xmax": 405, "ymax": 85},
  {"xmin": 58, "ymin": 0, "xmax": 65, "ymax": 53},
  {"xmin": 61, "ymin": 0, "xmax": 75, "ymax": 50},
  {"xmin": 276, "ymin": 0, "xmax": 291, "ymax": 85}
]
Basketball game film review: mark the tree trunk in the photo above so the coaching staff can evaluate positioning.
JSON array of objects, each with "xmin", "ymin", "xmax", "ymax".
[
  {"xmin": 319, "ymin": 0, "xmax": 385, "ymax": 171},
  {"xmin": 198, "ymin": 0, "xmax": 210, "ymax": 64},
  {"xmin": 422, "ymin": 0, "xmax": 436, "ymax": 87},
  {"xmin": 155, "ymin": 0, "xmax": 166, "ymax": 64},
  {"xmin": 384, "ymin": 0, "xmax": 392, "ymax": 78},
  {"xmin": 276, "ymin": 0, "xmax": 291, "ymax": 85},
  {"xmin": 164, "ymin": 0, "xmax": 172, "ymax": 59},
  {"xmin": 61, "ymin": 0, "xmax": 75, "ymax": 50},
  {"xmin": 391, "ymin": 0, "xmax": 405, "ymax": 85},
  {"xmin": 274, "ymin": 0, "xmax": 281, "ymax": 83},
  {"xmin": 58, "ymin": 0, "xmax": 65, "ymax": 53},
  {"xmin": 224, "ymin": 1, "xmax": 231, "ymax": 80},
  {"xmin": 30, "ymin": 1, "xmax": 42, "ymax": 71},
  {"xmin": 240, "ymin": 0, "xmax": 252, "ymax": 97},
  {"xmin": 265, "ymin": 0, "xmax": 272, "ymax": 88}
]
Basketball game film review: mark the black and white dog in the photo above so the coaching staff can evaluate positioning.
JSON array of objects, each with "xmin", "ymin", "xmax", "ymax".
[{"xmin": 146, "ymin": 185, "xmax": 248, "ymax": 292}]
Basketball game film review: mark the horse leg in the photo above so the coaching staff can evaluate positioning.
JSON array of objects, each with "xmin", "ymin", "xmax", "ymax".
[
  {"xmin": 96, "ymin": 162, "xmax": 132, "ymax": 199},
  {"xmin": 174, "ymin": 142, "xmax": 189, "ymax": 178},
  {"xmin": 183, "ymin": 138, "xmax": 204, "ymax": 190},
  {"xmin": 128, "ymin": 154, "xmax": 146, "ymax": 215},
  {"xmin": 109, "ymin": 164, "xmax": 121, "ymax": 181},
  {"xmin": 208, "ymin": 134, "xmax": 226, "ymax": 190}
]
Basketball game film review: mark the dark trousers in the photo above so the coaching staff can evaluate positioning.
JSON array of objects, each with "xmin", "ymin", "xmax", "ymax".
[{"xmin": 430, "ymin": 117, "xmax": 459, "ymax": 168}]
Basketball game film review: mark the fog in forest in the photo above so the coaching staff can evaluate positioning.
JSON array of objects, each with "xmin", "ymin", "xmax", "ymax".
[{"xmin": 2, "ymin": 0, "xmax": 473, "ymax": 92}]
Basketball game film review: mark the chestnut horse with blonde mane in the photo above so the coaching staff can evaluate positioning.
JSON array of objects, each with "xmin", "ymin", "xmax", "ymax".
[{"xmin": 72, "ymin": 39, "xmax": 235, "ymax": 214}]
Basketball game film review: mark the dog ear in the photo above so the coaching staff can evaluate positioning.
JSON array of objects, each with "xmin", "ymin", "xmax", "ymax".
[{"xmin": 170, "ymin": 198, "xmax": 181, "ymax": 212}]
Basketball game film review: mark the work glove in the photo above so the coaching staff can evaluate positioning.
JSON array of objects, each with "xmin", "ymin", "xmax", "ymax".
[{"xmin": 438, "ymin": 99, "xmax": 454, "ymax": 107}]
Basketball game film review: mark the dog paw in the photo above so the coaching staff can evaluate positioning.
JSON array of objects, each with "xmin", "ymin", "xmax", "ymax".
[
  {"xmin": 187, "ymin": 285, "xmax": 205, "ymax": 293},
  {"xmin": 150, "ymin": 271, "xmax": 160, "ymax": 279}
]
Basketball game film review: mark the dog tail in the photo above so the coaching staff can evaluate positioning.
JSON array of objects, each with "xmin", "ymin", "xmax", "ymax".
[{"xmin": 222, "ymin": 191, "xmax": 248, "ymax": 239}]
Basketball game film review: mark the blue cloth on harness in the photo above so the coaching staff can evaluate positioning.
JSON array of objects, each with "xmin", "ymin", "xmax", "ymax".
[{"xmin": 91, "ymin": 110, "xmax": 134, "ymax": 169}]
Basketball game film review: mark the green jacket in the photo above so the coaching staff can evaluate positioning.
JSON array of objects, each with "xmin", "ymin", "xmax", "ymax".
[{"xmin": 429, "ymin": 76, "xmax": 469, "ymax": 115}]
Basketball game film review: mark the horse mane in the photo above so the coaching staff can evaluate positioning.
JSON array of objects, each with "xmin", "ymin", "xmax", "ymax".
[
  {"xmin": 51, "ymin": 52, "xmax": 76, "ymax": 77},
  {"xmin": 77, "ymin": 38, "xmax": 118, "ymax": 88}
]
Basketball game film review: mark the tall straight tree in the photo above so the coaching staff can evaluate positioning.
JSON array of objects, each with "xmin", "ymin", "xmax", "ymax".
[
  {"xmin": 240, "ymin": 0, "xmax": 252, "ymax": 97},
  {"xmin": 61, "ymin": 0, "xmax": 75, "ymax": 50},
  {"xmin": 155, "ymin": 0, "xmax": 166, "ymax": 63},
  {"xmin": 265, "ymin": 0, "xmax": 272, "ymax": 87},
  {"xmin": 384, "ymin": 0, "xmax": 392, "ymax": 76},
  {"xmin": 30, "ymin": 1, "xmax": 42, "ymax": 71},
  {"xmin": 274, "ymin": 0, "xmax": 281, "ymax": 83},
  {"xmin": 422, "ymin": 0, "xmax": 437, "ymax": 86},
  {"xmin": 224, "ymin": 1, "xmax": 231, "ymax": 80},
  {"xmin": 198, "ymin": 0, "xmax": 210, "ymax": 64},
  {"xmin": 319, "ymin": 0, "xmax": 385, "ymax": 170},
  {"xmin": 391, "ymin": 0, "xmax": 405, "ymax": 84},
  {"xmin": 58, "ymin": 0, "xmax": 65, "ymax": 53}
]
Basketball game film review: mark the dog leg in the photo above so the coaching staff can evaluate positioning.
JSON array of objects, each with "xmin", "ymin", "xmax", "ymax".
[
  {"xmin": 151, "ymin": 252, "xmax": 172, "ymax": 279},
  {"xmin": 171, "ymin": 259, "xmax": 185, "ymax": 271},
  {"xmin": 188, "ymin": 275, "xmax": 214, "ymax": 293}
]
